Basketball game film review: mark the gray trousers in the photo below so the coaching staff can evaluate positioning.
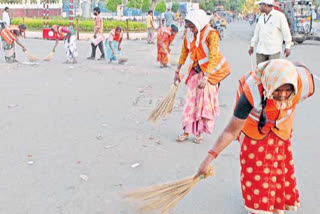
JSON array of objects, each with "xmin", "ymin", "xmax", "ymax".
[{"xmin": 256, "ymin": 52, "xmax": 281, "ymax": 65}]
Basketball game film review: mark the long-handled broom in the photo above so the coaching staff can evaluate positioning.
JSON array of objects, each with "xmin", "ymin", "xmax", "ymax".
[
  {"xmin": 169, "ymin": 54, "xmax": 179, "ymax": 66},
  {"xmin": 148, "ymin": 74, "xmax": 183, "ymax": 122},
  {"xmin": 43, "ymin": 50, "xmax": 55, "ymax": 61},
  {"xmin": 122, "ymin": 166, "xmax": 215, "ymax": 214},
  {"xmin": 115, "ymin": 53, "xmax": 128, "ymax": 63},
  {"xmin": 24, "ymin": 51, "xmax": 40, "ymax": 62}
]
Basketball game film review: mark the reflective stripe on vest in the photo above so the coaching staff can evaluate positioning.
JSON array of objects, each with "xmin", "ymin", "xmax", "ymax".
[
  {"xmin": 198, "ymin": 26, "xmax": 212, "ymax": 65},
  {"xmin": 245, "ymin": 74, "xmax": 262, "ymax": 110},
  {"xmin": 297, "ymin": 66, "xmax": 314, "ymax": 102},
  {"xmin": 276, "ymin": 109, "xmax": 293, "ymax": 125},
  {"xmin": 211, "ymin": 56, "xmax": 226, "ymax": 73},
  {"xmin": 0, "ymin": 28, "xmax": 16, "ymax": 44},
  {"xmin": 186, "ymin": 28, "xmax": 194, "ymax": 50}
]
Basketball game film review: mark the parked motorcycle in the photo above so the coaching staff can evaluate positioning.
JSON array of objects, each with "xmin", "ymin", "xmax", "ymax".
[
  {"xmin": 215, "ymin": 20, "xmax": 224, "ymax": 40},
  {"xmin": 249, "ymin": 18, "xmax": 254, "ymax": 26}
]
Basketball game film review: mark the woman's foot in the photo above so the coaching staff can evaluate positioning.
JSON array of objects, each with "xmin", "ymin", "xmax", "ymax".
[
  {"xmin": 176, "ymin": 133, "xmax": 189, "ymax": 142},
  {"xmin": 193, "ymin": 135, "xmax": 203, "ymax": 144},
  {"xmin": 160, "ymin": 64, "xmax": 168, "ymax": 68}
]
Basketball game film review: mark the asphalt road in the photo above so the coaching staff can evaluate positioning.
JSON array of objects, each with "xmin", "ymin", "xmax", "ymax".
[{"xmin": 0, "ymin": 20, "xmax": 319, "ymax": 214}]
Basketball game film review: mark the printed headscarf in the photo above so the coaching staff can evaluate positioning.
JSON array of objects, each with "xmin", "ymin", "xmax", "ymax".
[
  {"xmin": 185, "ymin": 9, "xmax": 210, "ymax": 47},
  {"xmin": 255, "ymin": 59, "xmax": 298, "ymax": 109}
]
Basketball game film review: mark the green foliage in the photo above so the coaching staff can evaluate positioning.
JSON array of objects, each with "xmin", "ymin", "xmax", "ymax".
[
  {"xmin": 171, "ymin": 1, "xmax": 179, "ymax": 13},
  {"xmin": 0, "ymin": 0, "xmax": 22, "ymax": 3},
  {"xmin": 141, "ymin": 0, "xmax": 151, "ymax": 12},
  {"xmin": 106, "ymin": 0, "xmax": 122, "ymax": 12},
  {"xmin": 200, "ymin": 0, "xmax": 215, "ymax": 11},
  {"xmin": 127, "ymin": 0, "xmax": 143, "ymax": 9},
  {"xmin": 11, "ymin": 18, "xmax": 147, "ymax": 32},
  {"xmin": 155, "ymin": 0, "xmax": 166, "ymax": 13}
]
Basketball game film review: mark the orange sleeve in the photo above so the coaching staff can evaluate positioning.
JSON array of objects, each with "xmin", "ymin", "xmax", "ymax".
[
  {"xmin": 205, "ymin": 31, "xmax": 220, "ymax": 74},
  {"xmin": 178, "ymin": 35, "xmax": 189, "ymax": 65}
]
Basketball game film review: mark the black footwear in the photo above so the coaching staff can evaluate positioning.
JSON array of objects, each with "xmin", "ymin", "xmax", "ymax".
[
  {"xmin": 97, "ymin": 56, "xmax": 105, "ymax": 60},
  {"xmin": 87, "ymin": 57, "xmax": 95, "ymax": 60}
]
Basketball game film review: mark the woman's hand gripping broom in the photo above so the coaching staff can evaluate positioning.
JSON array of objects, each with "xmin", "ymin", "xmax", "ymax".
[{"xmin": 122, "ymin": 166, "xmax": 215, "ymax": 214}]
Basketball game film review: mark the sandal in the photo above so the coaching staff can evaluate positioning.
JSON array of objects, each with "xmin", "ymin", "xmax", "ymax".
[
  {"xmin": 193, "ymin": 136, "xmax": 204, "ymax": 144},
  {"xmin": 176, "ymin": 133, "xmax": 189, "ymax": 142}
]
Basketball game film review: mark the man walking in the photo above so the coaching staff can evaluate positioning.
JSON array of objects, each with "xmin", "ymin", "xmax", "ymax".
[
  {"xmin": 248, "ymin": 0, "xmax": 292, "ymax": 65},
  {"xmin": 146, "ymin": 10, "xmax": 154, "ymax": 44},
  {"xmin": 2, "ymin": 7, "xmax": 10, "ymax": 27},
  {"xmin": 164, "ymin": 8, "xmax": 175, "ymax": 27},
  {"xmin": 87, "ymin": 7, "xmax": 105, "ymax": 60}
]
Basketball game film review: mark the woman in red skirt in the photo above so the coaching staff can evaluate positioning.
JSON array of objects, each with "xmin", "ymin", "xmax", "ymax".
[{"xmin": 196, "ymin": 59, "xmax": 315, "ymax": 214}]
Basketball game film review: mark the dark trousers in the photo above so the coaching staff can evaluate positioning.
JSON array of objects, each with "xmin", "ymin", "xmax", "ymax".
[
  {"xmin": 256, "ymin": 52, "xmax": 280, "ymax": 65},
  {"xmin": 90, "ymin": 41, "xmax": 105, "ymax": 58}
]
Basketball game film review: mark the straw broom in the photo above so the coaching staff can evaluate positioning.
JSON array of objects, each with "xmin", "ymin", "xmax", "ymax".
[
  {"xmin": 115, "ymin": 53, "xmax": 128, "ymax": 63},
  {"xmin": 148, "ymin": 75, "xmax": 183, "ymax": 122},
  {"xmin": 24, "ymin": 51, "xmax": 40, "ymax": 62},
  {"xmin": 169, "ymin": 55, "xmax": 179, "ymax": 66},
  {"xmin": 43, "ymin": 50, "xmax": 55, "ymax": 61},
  {"xmin": 122, "ymin": 166, "xmax": 215, "ymax": 214}
]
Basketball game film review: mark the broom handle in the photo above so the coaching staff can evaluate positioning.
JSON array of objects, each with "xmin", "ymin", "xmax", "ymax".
[{"xmin": 250, "ymin": 54, "xmax": 255, "ymax": 71}]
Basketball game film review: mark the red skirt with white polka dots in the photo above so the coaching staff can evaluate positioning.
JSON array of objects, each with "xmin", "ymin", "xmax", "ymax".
[{"xmin": 239, "ymin": 131, "xmax": 300, "ymax": 214}]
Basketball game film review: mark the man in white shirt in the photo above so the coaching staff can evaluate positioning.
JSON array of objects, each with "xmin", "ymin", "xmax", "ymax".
[
  {"xmin": 248, "ymin": 0, "xmax": 292, "ymax": 65},
  {"xmin": 2, "ymin": 7, "xmax": 10, "ymax": 27}
]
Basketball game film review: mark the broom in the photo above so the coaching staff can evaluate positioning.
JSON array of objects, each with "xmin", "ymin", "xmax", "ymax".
[
  {"xmin": 169, "ymin": 54, "xmax": 179, "ymax": 66},
  {"xmin": 24, "ymin": 51, "xmax": 40, "ymax": 62},
  {"xmin": 122, "ymin": 166, "xmax": 215, "ymax": 214},
  {"xmin": 148, "ymin": 74, "xmax": 183, "ymax": 122},
  {"xmin": 115, "ymin": 53, "xmax": 128, "ymax": 63},
  {"xmin": 43, "ymin": 50, "xmax": 55, "ymax": 61}
]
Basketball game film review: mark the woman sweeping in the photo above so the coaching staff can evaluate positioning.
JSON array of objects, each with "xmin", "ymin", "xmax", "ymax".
[
  {"xmin": 0, "ymin": 24, "xmax": 27, "ymax": 63},
  {"xmin": 197, "ymin": 59, "xmax": 315, "ymax": 214},
  {"xmin": 156, "ymin": 24, "xmax": 178, "ymax": 68},
  {"xmin": 51, "ymin": 25, "xmax": 78, "ymax": 64},
  {"xmin": 106, "ymin": 26, "xmax": 123, "ymax": 63},
  {"xmin": 175, "ymin": 9, "xmax": 230, "ymax": 144}
]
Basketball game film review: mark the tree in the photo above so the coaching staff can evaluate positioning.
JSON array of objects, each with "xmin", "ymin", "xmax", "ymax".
[
  {"xmin": 127, "ymin": 0, "xmax": 143, "ymax": 9},
  {"xmin": 151, "ymin": 0, "xmax": 157, "ymax": 10},
  {"xmin": 106, "ymin": 0, "xmax": 122, "ymax": 12},
  {"xmin": 141, "ymin": 0, "xmax": 151, "ymax": 12},
  {"xmin": 155, "ymin": 0, "xmax": 166, "ymax": 13},
  {"xmin": 200, "ymin": 0, "xmax": 215, "ymax": 11},
  {"xmin": 172, "ymin": 1, "xmax": 179, "ymax": 13},
  {"xmin": 241, "ymin": 0, "xmax": 257, "ymax": 14}
]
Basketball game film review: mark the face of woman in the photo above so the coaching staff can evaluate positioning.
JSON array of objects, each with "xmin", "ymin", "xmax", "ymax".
[
  {"xmin": 272, "ymin": 84, "xmax": 294, "ymax": 101},
  {"xmin": 116, "ymin": 29, "xmax": 121, "ymax": 34},
  {"xmin": 185, "ymin": 22, "xmax": 197, "ymax": 34}
]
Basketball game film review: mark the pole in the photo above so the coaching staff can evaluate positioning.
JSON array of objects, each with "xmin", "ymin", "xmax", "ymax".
[
  {"xmin": 69, "ymin": 0, "xmax": 74, "ymax": 27},
  {"xmin": 43, "ymin": 0, "xmax": 45, "ymax": 28},
  {"xmin": 76, "ymin": 18, "xmax": 79, "ymax": 40},
  {"xmin": 23, "ymin": 17, "xmax": 26, "ymax": 38},
  {"xmin": 126, "ymin": 19, "xmax": 129, "ymax": 39},
  {"xmin": 46, "ymin": 0, "xmax": 49, "ymax": 28}
]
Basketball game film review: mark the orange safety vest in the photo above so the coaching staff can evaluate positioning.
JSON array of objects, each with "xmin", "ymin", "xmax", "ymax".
[
  {"xmin": 0, "ymin": 25, "xmax": 19, "ymax": 45},
  {"xmin": 236, "ymin": 65, "xmax": 315, "ymax": 140},
  {"xmin": 184, "ymin": 24, "xmax": 231, "ymax": 85}
]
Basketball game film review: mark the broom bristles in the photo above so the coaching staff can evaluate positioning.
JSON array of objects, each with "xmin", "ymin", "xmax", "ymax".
[
  {"xmin": 24, "ymin": 51, "xmax": 40, "ymax": 62},
  {"xmin": 148, "ymin": 83, "xmax": 179, "ymax": 122},
  {"xmin": 43, "ymin": 51, "xmax": 55, "ymax": 61},
  {"xmin": 169, "ymin": 55, "xmax": 179, "ymax": 66},
  {"xmin": 122, "ymin": 166, "xmax": 215, "ymax": 214}
]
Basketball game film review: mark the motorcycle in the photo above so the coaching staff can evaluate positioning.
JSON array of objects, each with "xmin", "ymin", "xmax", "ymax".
[
  {"xmin": 215, "ymin": 20, "xmax": 224, "ymax": 40},
  {"xmin": 249, "ymin": 18, "xmax": 254, "ymax": 26}
]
